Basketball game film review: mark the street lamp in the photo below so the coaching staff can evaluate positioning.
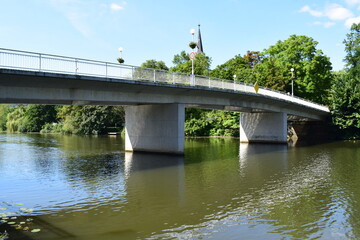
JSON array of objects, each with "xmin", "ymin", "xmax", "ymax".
[
  {"xmin": 190, "ymin": 29, "xmax": 195, "ymax": 41},
  {"xmin": 190, "ymin": 29, "xmax": 195, "ymax": 85},
  {"xmin": 117, "ymin": 47, "xmax": 124, "ymax": 64},
  {"xmin": 118, "ymin": 47, "xmax": 123, "ymax": 58},
  {"xmin": 290, "ymin": 68, "xmax": 294, "ymax": 97}
]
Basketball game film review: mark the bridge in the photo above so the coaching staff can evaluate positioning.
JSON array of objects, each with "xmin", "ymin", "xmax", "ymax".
[{"xmin": 0, "ymin": 48, "xmax": 330, "ymax": 154}]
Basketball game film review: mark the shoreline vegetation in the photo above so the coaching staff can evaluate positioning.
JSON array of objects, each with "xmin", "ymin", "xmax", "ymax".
[{"xmin": 0, "ymin": 24, "xmax": 358, "ymax": 140}]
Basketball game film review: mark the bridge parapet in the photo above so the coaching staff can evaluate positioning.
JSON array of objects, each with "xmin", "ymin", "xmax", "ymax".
[{"xmin": 0, "ymin": 48, "xmax": 329, "ymax": 113}]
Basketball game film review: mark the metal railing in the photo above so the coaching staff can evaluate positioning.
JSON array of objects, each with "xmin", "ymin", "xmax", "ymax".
[{"xmin": 0, "ymin": 48, "xmax": 329, "ymax": 112}]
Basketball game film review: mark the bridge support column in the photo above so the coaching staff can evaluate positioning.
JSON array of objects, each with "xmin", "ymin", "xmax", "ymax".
[
  {"xmin": 240, "ymin": 112, "xmax": 287, "ymax": 143},
  {"xmin": 125, "ymin": 104, "xmax": 185, "ymax": 154}
]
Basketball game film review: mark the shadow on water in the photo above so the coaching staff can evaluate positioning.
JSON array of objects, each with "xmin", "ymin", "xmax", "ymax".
[{"xmin": 124, "ymin": 151, "xmax": 184, "ymax": 172}]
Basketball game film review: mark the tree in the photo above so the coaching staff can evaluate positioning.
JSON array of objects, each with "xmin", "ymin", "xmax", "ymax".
[
  {"xmin": 57, "ymin": 105, "xmax": 124, "ymax": 135},
  {"xmin": 255, "ymin": 35, "xmax": 333, "ymax": 103},
  {"xmin": 211, "ymin": 52, "xmax": 262, "ymax": 84},
  {"xmin": 329, "ymin": 24, "xmax": 360, "ymax": 139},
  {"xmin": 6, "ymin": 105, "xmax": 26, "ymax": 132},
  {"xmin": 344, "ymin": 23, "xmax": 360, "ymax": 77},
  {"xmin": 21, "ymin": 105, "xmax": 57, "ymax": 132},
  {"xmin": 244, "ymin": 51, "xmax": 262, "ymax": 69},
  {"xmin": 0, "ymin": 105, "xmax": 12, "ymax": 131},
  {"xmin": 141, "ymin": 59, "xmax": 169, "ymax": 70},
  {"xmin": 211, "ymin": 54, "xmax": 248, "ymax": 80},
  {"xmin": 330, "ymin": 72, "xmax": 360, "ymax": 139},
  {"xmin": 170, "ymin": 51, "xmax": 212, "ymax": 76}
]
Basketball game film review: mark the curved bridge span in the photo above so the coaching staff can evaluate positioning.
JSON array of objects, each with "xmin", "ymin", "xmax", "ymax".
[{"xmin": 0, "ymin": 48, "xmax": 330, "ymax": 154}]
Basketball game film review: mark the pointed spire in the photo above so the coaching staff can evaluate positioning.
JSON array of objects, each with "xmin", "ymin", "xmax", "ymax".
[{"xmin": 197, "ymin": 24, "xmax": 204, "ymax": 54}]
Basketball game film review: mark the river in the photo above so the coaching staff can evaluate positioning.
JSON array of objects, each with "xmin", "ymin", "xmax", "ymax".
[{"xmin": 0, "ymin": 133, "xmax": 359, "ymax": 239}]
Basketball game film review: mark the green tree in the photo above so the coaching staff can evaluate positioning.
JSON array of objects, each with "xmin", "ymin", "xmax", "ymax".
[
  {"xmin": 330, "ymin": 72, "xmax": 360, "ymax": 139},
  {"xmin": 211, "ymin": 54, "xmax": 248, "ymax": 81},
  {"xmin": 22, "ymin": 105, "xmax": 57, "ymax": 132},
  {"xmin": 141, "ymin": 59, "xmax": 169, "ymax": 70},
  {"xmin": 6, "ymin": 106, "xmax": 26, "ymax": 132},
  {"xmin": 255, "ymin": 35, "xmax": 333, "ymax": 103},
  {"xmin": 184, "ymin": 108, "xmax": 239, "ymax": 137},
  {"xmin": 344, "ymin": 23, "xmax": 360, "ymax": 77},
  {"xmin": 0, "ymin": 105, "xmax": 12, "ymax": 131},
  {"xmin": 170, "ymin": 51, "xmax": 212, "ymax": 76},
  {"xmin": 57, "ymin": 105, "xmax": 124, "ymax": 135},
  {"xmin": 5, "ymin": 105, "xmax": 57, "ymax": 132},
  {"xmin": 211, "ymin": 51, "xmax": 262, "ymax": 85},
  {"xmin": 329, "ymin": 24, "xmax": 360, "ymax": 139}
]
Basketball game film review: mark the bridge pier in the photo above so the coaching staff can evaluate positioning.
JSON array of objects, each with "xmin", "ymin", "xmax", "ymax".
[
  {"xmin": 240, "ymin": 112, "xmax": 287, "ymax": 143},
  {"xmin": 125, "ymin": 104, "xmax": 185, "ymax": 154}
]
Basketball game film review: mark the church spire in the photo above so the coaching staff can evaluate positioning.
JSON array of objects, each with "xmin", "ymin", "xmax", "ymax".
[{"xmin": 197, "ymin": 24, "xmax": 204, "ymax": 54}]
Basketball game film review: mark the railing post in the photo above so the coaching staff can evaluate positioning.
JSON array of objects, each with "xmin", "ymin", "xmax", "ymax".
[
  {"xmin": 105, "ymin": 62, "xmax": 108, "ymax": 78},
  {"xmin": 153, "ymin": 69, "xmax": 156, "ymax": 82},
  {"xmin": 234, "ymin": 80, "xmax": 236, "ymax": 91},
  {"xmin": 172, "ymin": 73, "xmax": 175, "ymax": 84},
  {"xmin": 39, "ymin": 53, "xmax": 42, "ymax": 71},
  {"xmin": 75, "ymin": 59, "xmax": 78, "ymax": 74},
  {"xmin": 209, "ymin": 78, "xmax": 211, "ymax": 88}
]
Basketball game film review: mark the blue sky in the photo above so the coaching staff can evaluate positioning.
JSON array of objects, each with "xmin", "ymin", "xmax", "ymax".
[{"xmin": 1, "ymin": 0, "xmax": 359, "ymax": 71}]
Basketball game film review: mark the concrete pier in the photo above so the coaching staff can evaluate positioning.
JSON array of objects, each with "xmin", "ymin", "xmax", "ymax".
[
  {"xmin": 125, "ymin": 104, "xmax": 185, "ymax": 154},
  {"xmin": 240, "ymin": 112, "xmax": 287, "ymax": 143}
]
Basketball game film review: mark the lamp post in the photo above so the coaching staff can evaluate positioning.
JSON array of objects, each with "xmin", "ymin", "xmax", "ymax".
[
  {"xmin": 117, "ymin": 47, "xmax": 124, "ymax": 64},
  {"xmin": 190, "ymin": 29, "xmax": 195, "ymax": 81},
  {"xmin": 290, "ymin": 68, "xmax": 294, "ymax": 97},
  {"xmin": 190, "ymin": 29, "xmax": 195, "ymax": 85}
]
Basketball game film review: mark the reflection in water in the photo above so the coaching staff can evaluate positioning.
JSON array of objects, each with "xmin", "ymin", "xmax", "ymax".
[{"xmin": 0, "ymin": 134, "xmax": 360, "ymax": 239}]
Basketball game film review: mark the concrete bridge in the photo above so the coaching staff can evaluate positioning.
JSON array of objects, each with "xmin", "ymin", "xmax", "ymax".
[{"xmin": 0, "ymin": 48, "xmax": 330, "ymax": 154}]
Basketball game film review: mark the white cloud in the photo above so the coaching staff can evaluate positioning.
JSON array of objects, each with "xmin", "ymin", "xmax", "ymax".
[
  {"xmin": 313, "ymin": 21, "xmax": 336, "ymax": 28},
  {"xmin": 110, "ymin": 3, "xmax": 124, "ymax": 11},
  {"xmin": 345, "ymin": 16, "xmax": 360, "ymax": 27},
  {"xmin": 300, "ymin": 5, "xmax": 323, "ymax": 17},
  {"xmin": 324, "ymin": 4, "xmax": 353, "ymax": 20},
  {"xmin": 345, "ymin": 0, "xmax": 360, "ymax": 5},
  {"xmin": 51, "ymin": 0, "xmax": 92, "ymax": 37},
  {"xmin": 300, "ymin": 3, "xmax": 357, "ymax": 28}
]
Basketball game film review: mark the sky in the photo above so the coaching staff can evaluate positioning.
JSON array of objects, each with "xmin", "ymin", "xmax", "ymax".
[{"xmin": 1, "ymin": 0, "xmax": 359, "ymax": 71}]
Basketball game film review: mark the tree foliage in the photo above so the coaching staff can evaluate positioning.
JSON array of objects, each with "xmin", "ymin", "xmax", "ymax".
[
  {"xmin": 344, "ymin": 23, "xmax": 360, "ymax": 77},
  {"xmin": 329, "ymin": 24, "xmax": 360, "ymax": 139},
  {"xmin": 141, "ymin": 59, "xmax": 169, "ymax": 70},
  {"xmin": 170, "ymin": 51, "xmax": 212, "ymax": 76},
  {"xmin": 0, "ymin": 105, "xmax": 12, "ymax": 131},
  {"xmin": 256, "ymin": 35, "xmax": 333, "ymax": 103},
  {"xmin": 22, "ymin": 105, "xmax": 57, "ymax": 132},
  {"xmin": 330, "ymin": 72, "xmax": 360, "ymax": 138},
  {"xmin": 185, "ymin": 109, "xmax": 239, "ymax": 137},
  {"xmin": 57, "ymin": 105, "xmax": 124, "ymax": 134},
  {"xmin": 5, "ymin": 105, "xmax": 57, "ymax": 132}
]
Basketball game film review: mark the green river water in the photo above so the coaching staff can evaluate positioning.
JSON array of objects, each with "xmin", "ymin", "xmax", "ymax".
[{"xmin": 0, "ymin": 133, "xmax": 359, "ymax": 239}]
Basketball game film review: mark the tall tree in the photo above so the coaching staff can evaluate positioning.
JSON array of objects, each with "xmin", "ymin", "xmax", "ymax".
[
  {"xmin": 170, "ymin": 51, "xmax": 211, "ymax": 76},
  {"xmin": 329, "ymin": 23, "xmax": 360, "ymax": 139},
  {"xmin": 141, "ymin": 59, "xmax": 169, "ymax": 70},
  {"xmin": 330, "ymin": 72, "xmax": 360, "ymax": 138},
  {"xmin": 344, "ymin": 23, "xmax": 360, "ymax": 77},
  {"xmin": 255, "ymin": 35, "xmax": 333, "ymax": 103},
  {"xmin": 211, "ymin": 54, "xmax": 248, "ymax": 81},
  {"xmin": 57, "ymin": 105, "xmax": 124, "ymax": 135}
]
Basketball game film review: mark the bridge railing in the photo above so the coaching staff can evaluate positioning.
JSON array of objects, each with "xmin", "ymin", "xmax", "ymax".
[{"xmin": 0, "ymin": 48, "xmax": 329, "ymax": 112}]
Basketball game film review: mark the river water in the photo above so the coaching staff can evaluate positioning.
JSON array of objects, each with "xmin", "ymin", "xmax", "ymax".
[{"xmin": 0, "ymin": 133, "xmax": 359, "ymax": 240}]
